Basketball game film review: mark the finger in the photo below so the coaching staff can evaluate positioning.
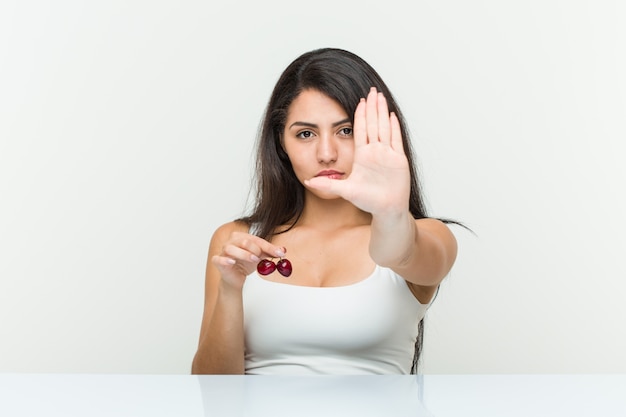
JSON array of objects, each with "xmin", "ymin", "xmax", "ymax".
[
  {"xmin": 229, "ymin": 234, "xmax": 286, "ymax": 261},
  {"xmin": 366, "ymin": 87, "xmax": 379, "ymax": 143},
  {"xmin": 389, "ymin": 112, "xmax": 403, "ymax": 152},
  {"xmin": 377, "ymin": 92, "xmax": 391, "ymax": 146},
  {"xmin": 353, "ymin": 98, "xmax": 367, "ymax": 148},
  {"xmin": 212, "ymin": 254, "xmax": 236, "ymax": 267},
  {"xmin": 304, "ymin": 176, "xmax": 347, "ymax": 198},
  {"xmin": 247, "ymin": 236, "xmax": 286, "ymax": 258},
  {"xmin": 222, "ymin": 242, "xmax": 261, "ymax": 264}
]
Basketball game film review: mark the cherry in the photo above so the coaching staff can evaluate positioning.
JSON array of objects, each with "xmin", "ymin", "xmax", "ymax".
[
  {"xmin": 276, "ymin": 258, "xmax": 293, "ymax": 277},
  {"xmin": 256, "ymin": 257, "xmax": 293, "ymax": 277},
  {"xmin": 256, "ymin": 259, "xmax": 276, "ymax": 275}
]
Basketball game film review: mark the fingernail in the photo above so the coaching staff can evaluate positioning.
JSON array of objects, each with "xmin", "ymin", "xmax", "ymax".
[
  {"xmin": 251, "ymin": 254, "xmax": 260, "ymax": 262},
  {"xmin": 275, "ymin": 248, "xmax": 285, "ymax": 257}
]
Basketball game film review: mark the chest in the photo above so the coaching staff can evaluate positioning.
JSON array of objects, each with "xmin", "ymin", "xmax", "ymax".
[{"xmin": 266, "ymin": 226, "xmax": 374, "ymax": 287}]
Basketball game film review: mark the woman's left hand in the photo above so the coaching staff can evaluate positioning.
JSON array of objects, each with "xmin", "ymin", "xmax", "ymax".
[{"xmin": 305, "ymin": 87, "xmax": 411, "ymax": 216}]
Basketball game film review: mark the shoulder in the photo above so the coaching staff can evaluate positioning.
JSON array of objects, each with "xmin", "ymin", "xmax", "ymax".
[{"xmin": 209, "ymin": 220, "xmax": 250, "ymax": 247}]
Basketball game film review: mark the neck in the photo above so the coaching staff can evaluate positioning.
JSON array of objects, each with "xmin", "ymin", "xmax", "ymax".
[{"xmin": 296, "ymin": 192, "xmax": 371, "ymax": 231}]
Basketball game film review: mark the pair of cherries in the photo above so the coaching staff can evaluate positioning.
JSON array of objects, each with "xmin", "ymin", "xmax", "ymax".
[{"xmin": 257, "ymin": 258, "xmax": 292, "ymax": 277}]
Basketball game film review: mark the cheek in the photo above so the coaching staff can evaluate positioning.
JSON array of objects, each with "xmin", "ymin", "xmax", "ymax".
[
  {"xmin": 339, "ymin": 141, "xmax": 355, "ymax": 161},
  {"xmin": 285, "ymin": 149, "xmax": 308, "ymax": 177}
]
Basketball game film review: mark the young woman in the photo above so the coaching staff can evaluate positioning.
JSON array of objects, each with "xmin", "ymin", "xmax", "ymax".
[{"xmin": 191, "ymin": 48, "xmax": 458, "ymax": 375}]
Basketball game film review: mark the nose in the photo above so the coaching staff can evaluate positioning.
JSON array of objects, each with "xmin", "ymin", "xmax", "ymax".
[{"xmin": 316, "ymin": 134, "xmax": 338, "ymax": 164}]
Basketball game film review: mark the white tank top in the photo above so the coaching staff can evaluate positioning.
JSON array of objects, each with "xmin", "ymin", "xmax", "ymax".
[{"xmin": 242, "ymin": 265, "xmax": 431, "ymax": 375}]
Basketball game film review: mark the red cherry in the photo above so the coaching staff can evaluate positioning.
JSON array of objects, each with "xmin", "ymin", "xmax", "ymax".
[
  {"xmin": 276, "ymin": 258, "xmax": 292, "ymax": 277},
  {"xmin": 257, "ymin": 259, "xmax": 276, "ymax": 275}
]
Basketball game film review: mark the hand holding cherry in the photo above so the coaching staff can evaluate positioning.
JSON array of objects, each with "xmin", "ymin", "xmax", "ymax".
[{"xmin": 212, "ymin": 231, "xmax": 291, "ymax": 290}]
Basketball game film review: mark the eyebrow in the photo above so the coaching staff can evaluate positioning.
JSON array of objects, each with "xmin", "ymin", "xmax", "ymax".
[{"xmin": 288, "ymin": 118, "xmax": 351, "ymax": 130}]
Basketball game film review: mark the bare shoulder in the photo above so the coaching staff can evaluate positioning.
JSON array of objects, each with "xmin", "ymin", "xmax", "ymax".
[
  {"xmin": 204, "ymin": 220, "xmax": 250, "ymax": 287},
  {"xmin": 210, "ymin": 220, "xmax": 250, "ymax": 247}
]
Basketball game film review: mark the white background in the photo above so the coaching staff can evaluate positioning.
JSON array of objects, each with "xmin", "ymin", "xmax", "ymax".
[{"xmin": 1, "ymin": 0, "xmax": 624, "ymax": 374}]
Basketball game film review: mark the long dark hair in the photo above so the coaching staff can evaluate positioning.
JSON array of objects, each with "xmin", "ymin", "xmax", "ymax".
[{"xmin": 240, "ymin": 47, "xmax": 449, "ymax": 373}]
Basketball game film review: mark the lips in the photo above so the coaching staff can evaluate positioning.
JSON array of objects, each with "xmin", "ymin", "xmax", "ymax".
[{"xmin": 315, "ymin": 170, "xmax": 344, "ymax": 179}]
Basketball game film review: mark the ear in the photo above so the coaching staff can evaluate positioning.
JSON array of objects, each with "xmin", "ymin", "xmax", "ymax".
[{"xmin": 276, "ymin": 133, "xmax": 290, "ymax": 162}]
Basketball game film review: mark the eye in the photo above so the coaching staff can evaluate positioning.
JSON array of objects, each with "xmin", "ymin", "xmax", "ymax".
[
  {"xmin": 338, "ymin": 127, "xmax": 353, "ymax": 137},
  {"xmin": 296, "ymin": 130, "xmax": 315, "ymax": 139}
]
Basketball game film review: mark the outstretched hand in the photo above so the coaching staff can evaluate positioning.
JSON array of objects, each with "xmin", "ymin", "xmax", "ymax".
[{"xmin": 304, "ymin": 87, "xmax": 411, "ymax": 216}]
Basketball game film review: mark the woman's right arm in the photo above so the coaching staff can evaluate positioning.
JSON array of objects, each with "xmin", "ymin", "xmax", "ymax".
[{"xmin": 191, "ymin": 222, "xmax": 284, "ymax": 374}]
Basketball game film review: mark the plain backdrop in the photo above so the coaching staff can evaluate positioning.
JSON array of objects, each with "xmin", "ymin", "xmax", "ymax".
[{"xmin": 1, "ymin": 0, "xmax": 624, "ymax": 374}]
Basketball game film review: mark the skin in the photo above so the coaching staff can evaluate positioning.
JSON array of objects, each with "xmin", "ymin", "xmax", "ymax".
[{"xmin": 191, "ymin": 87, "xmax": 458, "ymax": 374}]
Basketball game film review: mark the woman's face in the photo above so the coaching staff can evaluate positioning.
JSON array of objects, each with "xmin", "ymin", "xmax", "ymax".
[{"xmin": 282, "ymin": 89, "xmax": 354, "ymax": 199}]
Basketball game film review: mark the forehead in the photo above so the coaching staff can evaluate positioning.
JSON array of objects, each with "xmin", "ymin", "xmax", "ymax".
[{"xmin": 286, "ymin": 89, "xmax": 348, "ymax": 122}]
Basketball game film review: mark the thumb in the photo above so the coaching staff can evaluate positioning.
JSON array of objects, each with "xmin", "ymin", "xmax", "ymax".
[{"xmin": 304, "ymin": 176, "xmax": 347, "ymax": 197}]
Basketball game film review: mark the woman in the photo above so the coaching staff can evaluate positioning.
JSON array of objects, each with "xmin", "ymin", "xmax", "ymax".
[{"xmin": 191, "ymin": 48, "xmax": 458, "ymax": 375}]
